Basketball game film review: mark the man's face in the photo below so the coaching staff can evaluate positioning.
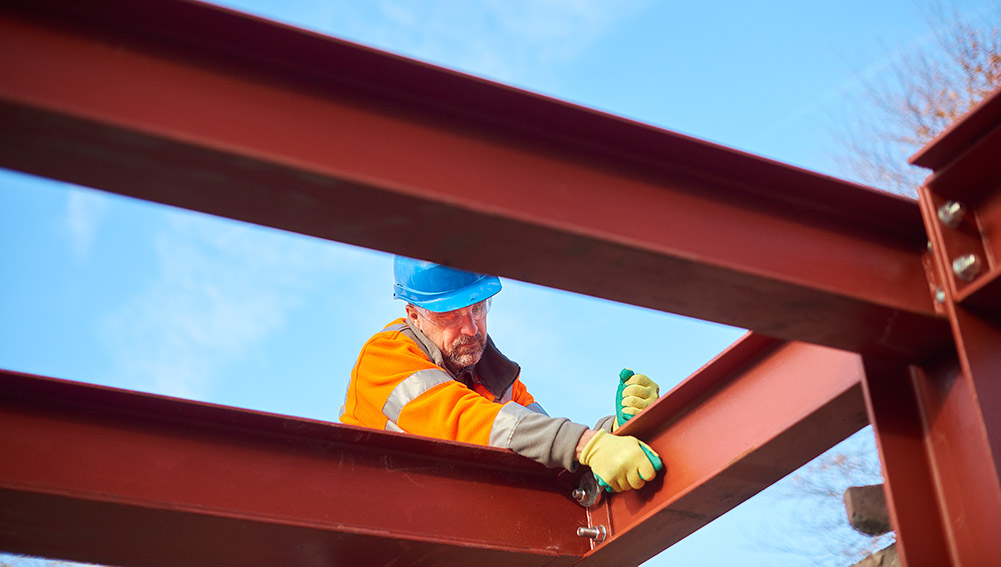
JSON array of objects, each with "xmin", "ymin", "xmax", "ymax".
[{"xmin": 406, "ymin": 301, "xmax": 489, "ymax": 372}]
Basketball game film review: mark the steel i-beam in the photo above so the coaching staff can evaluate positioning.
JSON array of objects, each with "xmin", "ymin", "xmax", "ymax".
[
  {"xmin": 862, "ymin": 89, "xmax": 1001, "ymax": 567},
  {"xmin": 0, "ymin": 333, "xmax": 867, "ymax": 567},
  {"xmin": 0, "ymin": 369, "xmax": 590, "ymax": 567},
  {"xmin": 0, "ymin": 0, "xmax": 948, "ymax": 358},
  {"xmin": 575, "ymin": 334, "xmax": 868, "ymax": 566},
  {"xmin": 2, "ymin": 0, "xmax": 998, "ymax": 564}
]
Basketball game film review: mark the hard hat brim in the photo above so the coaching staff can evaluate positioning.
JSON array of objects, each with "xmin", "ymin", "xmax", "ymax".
[{"xmin": 395, "ymin": 275, "xmax": 501, "ymax": 312}]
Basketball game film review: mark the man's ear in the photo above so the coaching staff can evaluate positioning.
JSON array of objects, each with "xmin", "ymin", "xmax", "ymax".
[{"xmin": 404, "ymin": 304, "xmax": 419, "ymax": 324}]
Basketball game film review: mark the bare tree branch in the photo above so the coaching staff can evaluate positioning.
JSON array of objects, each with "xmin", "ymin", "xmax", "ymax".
[{"xmin": 835, "ymin": 2, "xmax": 1001, "ymax": 196}]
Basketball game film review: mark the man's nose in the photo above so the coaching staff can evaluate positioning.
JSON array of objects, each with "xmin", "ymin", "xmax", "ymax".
[{"xmin": 457, "ymin": 310, "xmax": 478, "ymax": 335}]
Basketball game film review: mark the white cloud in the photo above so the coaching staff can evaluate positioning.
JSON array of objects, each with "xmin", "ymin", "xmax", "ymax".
[
  {"xmin": 66, "ymin": 187, "xmax": 108, "ymax": 260},
  {"xmin": 100, "ymin": 209, "xmax": 375, "ymax": 399}
]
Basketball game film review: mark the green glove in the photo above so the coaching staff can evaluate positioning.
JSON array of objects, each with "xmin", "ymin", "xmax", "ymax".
[
  {"xmin": 615, "ymin": 368, "xmax": 660, "ymax": 429},
  {"xmin": 579, "ymin": 430, "xmax": 663, "ymax": 493}
]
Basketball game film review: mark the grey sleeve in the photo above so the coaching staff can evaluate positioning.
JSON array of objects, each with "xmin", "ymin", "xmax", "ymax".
[
  {"xmin": 489, "ymin": 403, "xmax": 589, "ymax": 470},
  {"xmin": 593, "ymin": 415, "xmax": 616, "ymax": 433}
]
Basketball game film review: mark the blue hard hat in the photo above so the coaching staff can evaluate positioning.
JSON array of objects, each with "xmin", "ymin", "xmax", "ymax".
[{"xmin": 393, "ymin": 256, "xmax": 501, "ymax": 313}]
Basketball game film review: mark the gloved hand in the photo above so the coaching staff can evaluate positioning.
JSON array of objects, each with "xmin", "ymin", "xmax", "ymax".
[
  {"xmin": 578, "ymin": 429, "xmax": 663, "ymax": 493},
  {"xmin": 615, "ymin": 368, "xmax": 660, "ymax": 430}
]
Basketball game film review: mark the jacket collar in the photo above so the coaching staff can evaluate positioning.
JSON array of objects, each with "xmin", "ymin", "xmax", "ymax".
[{"xmin": 404, "ymin": 319, "xmax": 521, "ymax": 399}]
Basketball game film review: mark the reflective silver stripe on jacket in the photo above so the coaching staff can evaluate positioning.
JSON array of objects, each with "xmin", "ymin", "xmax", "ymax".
[
  {"xmin": 382, "ymin": 368, "xmax": 452, "ymax": 427},
  {"xmin": 525, "ymin": 402, "xmax": 548, "ymax": 416},
  {"xmin": 488, "ymin": 403, "xmax": 553, "ymax": 447},
  {"xmin": 490, "ymin": 402, "xmax": 588, "ymax": 470},
  {"xmin": 384, "ymin": 322, "xmax": 410, "ymax": 334},
  {"xmin": 489, "ymin": 402, "xmax": 532, "ymax": 448}
]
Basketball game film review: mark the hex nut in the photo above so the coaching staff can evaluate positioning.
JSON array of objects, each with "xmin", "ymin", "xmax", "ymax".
[
  {"xmin": 938, "ymin": 201, "xmax": 967, "ymax": 229},
  {"xmin": 952, "ymin": 253, "xmax": 982, "ymax": 281}
]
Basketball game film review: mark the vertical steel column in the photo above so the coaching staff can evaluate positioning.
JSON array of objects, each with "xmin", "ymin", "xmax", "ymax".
[
  {"xmin": 860, "ymin": 356, "xmax": 953, "ymax": 566},
  {"xmin": 863, "ymin": 90, "xmax": 1001, "ymax": 566}
]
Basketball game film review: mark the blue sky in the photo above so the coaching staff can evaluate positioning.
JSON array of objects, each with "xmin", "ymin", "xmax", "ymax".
[{"xmin": 2, "ymin": 1, "xmax": 994, "ymax": 565}]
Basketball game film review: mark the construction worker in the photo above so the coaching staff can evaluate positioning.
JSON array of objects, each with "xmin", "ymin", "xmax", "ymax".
[{"xmin": 340, "ymin": 256, "xmax": 663, "ymax": 492}]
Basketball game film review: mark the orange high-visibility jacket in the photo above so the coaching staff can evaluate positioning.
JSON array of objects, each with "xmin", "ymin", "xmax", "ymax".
[{"xmin": 340, "ymin": 318, "xmax": 591, "ymax": 470}]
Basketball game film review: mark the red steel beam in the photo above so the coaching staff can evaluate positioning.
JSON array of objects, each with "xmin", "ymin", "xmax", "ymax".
[
  {"xmin": 0, "ymin": 369, "xmax": 590, "ymax": 567},
  {"xmin": 865, "ymin": 87, "xmax": 1001, "ymax": 566},
  {"xmin": 860, "ymin": 356, "xmax": 965, "ymax": 567},
  {"xmin": 575, "ymin": 334, "xmax": 868, "ymax": 566},
  {"xmin": 0, "ymin": 0, "xmax": 948, "ymax": 359},
  {"xmin": 1, "ymin": 335, "xmax": 867, "ymax": 567},
  {"xmin": 5, "ymin": 1, "xmax": 997, "ymax": 564}
]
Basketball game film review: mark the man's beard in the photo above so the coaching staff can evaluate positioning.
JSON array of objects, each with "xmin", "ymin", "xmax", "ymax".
[{"xmin": 444, "ymin": 333, "xmax": 486, "ymax": 371}]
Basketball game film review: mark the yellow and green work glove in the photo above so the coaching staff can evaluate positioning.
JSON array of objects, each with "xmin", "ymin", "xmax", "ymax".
[
  {"xmin": 579, "ymin": 430, "xmax": 663, "ymax": 492},
  {"xmin": 614, "ymin": 368, "xmax": 660, "ymax": 430}
]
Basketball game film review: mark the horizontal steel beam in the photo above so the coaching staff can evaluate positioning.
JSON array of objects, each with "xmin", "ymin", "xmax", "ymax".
[
  {"xmin": 0, "ymin": 0, "xmax": 948, "ymax": 358},
  {"xmin": 1, "ymin": 335, "xmax": 867, "ymax": 567},
  {"xmin": 0, "ymin": 370, "xmax": 588, "ymax": 566},
  {"xmin": 577, "ymin": 334, "xmax": 868, "ymax": 566}
]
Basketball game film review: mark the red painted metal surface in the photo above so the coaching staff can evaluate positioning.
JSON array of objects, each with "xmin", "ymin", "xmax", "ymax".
[
  {"xmin": 866, "ymin": 87, "xmax": 1001, "ymax": 566},
  {"xmin": 0, "ymin": 337, "xmax": 867, "ymax": 567},
  {"xmin": 861, "ymin": 352, "xmax": 1001, "ymax": 566},
  {"xmin": 859, "ymin": 357, "xmax": 953, "ymax": 566},
  {"xmin": 1, "ymin": 0, "xmax": 999, "ymax": 564},
  {"xmin": 0, "ymin": 370, "xmax": 588, "ymax": 566},
  {"xmin": 0, "ymin": 0, "xmax": 948, "ymax": 358},
  {"xmin": 576, "ymin": 334, "xmax": 868, "ymax": 566}
]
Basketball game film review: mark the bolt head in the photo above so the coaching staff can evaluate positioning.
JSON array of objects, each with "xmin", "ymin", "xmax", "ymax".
[
  {"xmin": 952, "ymin": 253, "xmax": 982, "ymax": 281},
  {"xmin": 938, "ymin": 201, "xmax": 967, "ymax": 229},
  {"xmin": 935, "ymin": 287, "xmax": 946, "ymax": 303},
  {"xmin": 577, "ymin": 525, "xmax": 607, "ymax": 543}
]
